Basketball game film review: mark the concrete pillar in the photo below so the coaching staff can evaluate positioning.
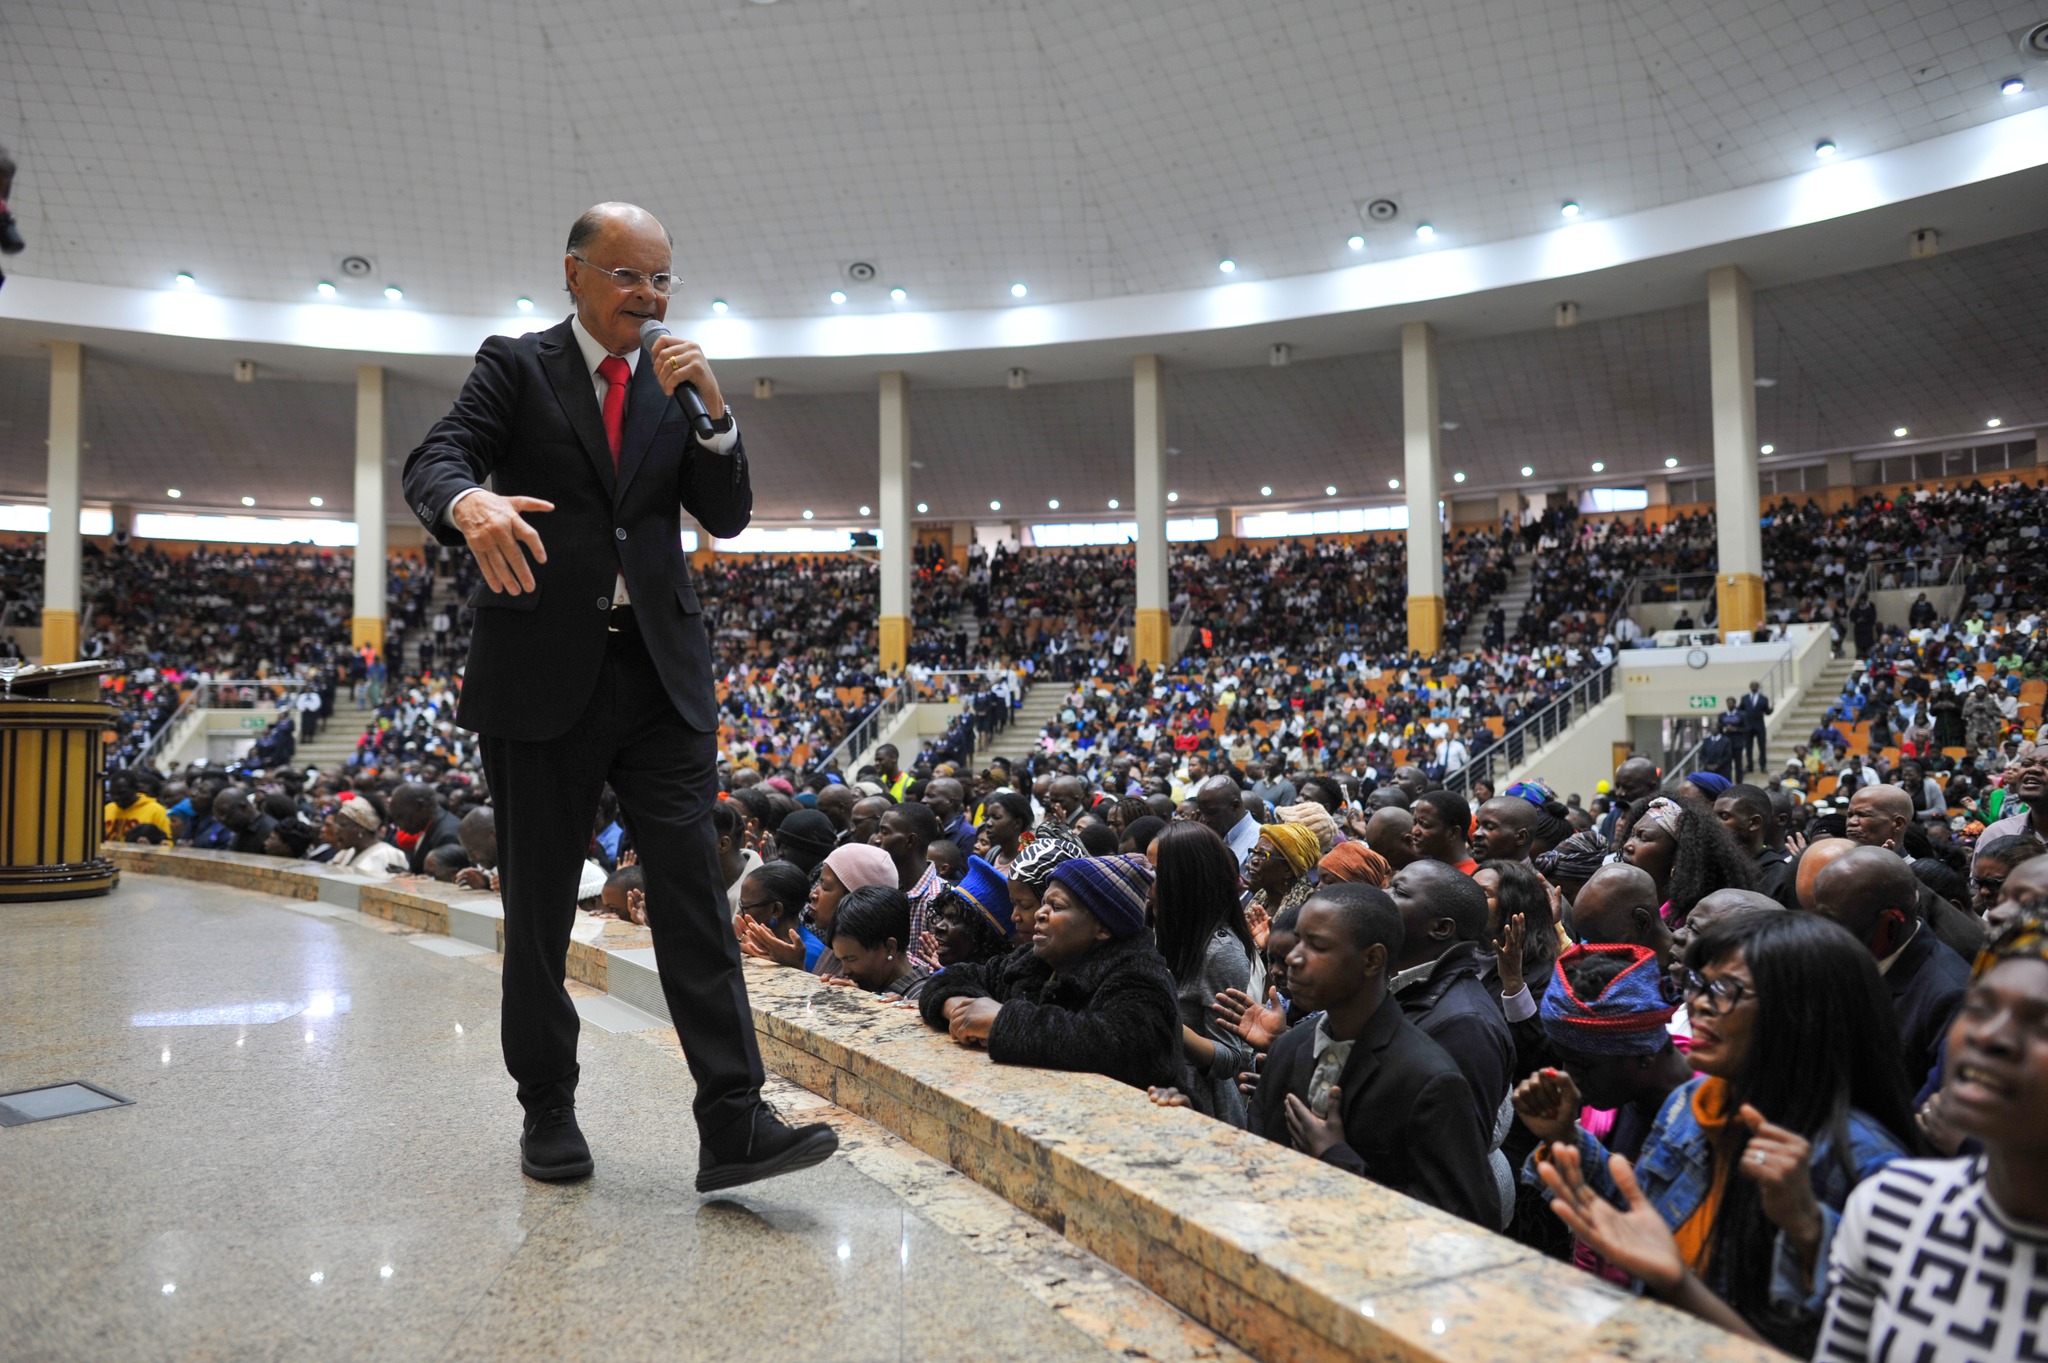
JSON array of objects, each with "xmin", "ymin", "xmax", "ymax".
[
  {"xmin": 951, "ymin": 519, "xmax": 973, "ymax": 568},
  {"xmin": 878, "ymin": 371, "xmax": 912, "ymax": 672},
  {"xmin": 1401, "ymin": 322, "xmax": 1444, "ymax": 655},
  {"xmin": 1643, "ymin": 474, "xmax": 1671, "ymax": 529},
  {"xmin": 1133, "ymin": 354, "xmax": 1170, "ymax": 668},
  {"xmin": 1495, "ymin": 489, "xmax": 1521, "ymax": 528},
  {"xmin": 1707, "ymin": 266, "xmax": 1765, "ymax": 637},
  {"xmin": 351, "ymin": 365, "xmax": 388, "ymax": 656},
  {"xmin": 109, "ymin": 503, "xmax": 135, "ymax": 539},
  {"xmin": 41, "ymin": 341, "xmax": 84, "ymax": 664}
]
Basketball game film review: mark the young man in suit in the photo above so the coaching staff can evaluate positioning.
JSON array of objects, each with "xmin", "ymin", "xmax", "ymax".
[
  {"xmin": 1249, "ymin": 883, "xmax": 1495, "ymax": 1225},
  {"xmin": 404, "ymin": 202, "xmax": 834, "ymax": 1191}
]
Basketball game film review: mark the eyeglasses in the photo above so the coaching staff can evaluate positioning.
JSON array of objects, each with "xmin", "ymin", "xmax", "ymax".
[
  {"xmin": 569, "ymin": 253, "xmax": 678, "ymax": 296},
  {"xmin": 1678, "ymin": 968, "xmax": 1756, "ymax": 1015},
  {"xmin": 1972, "ymin": 875, "xmax": 2005, "ymax": 897}
]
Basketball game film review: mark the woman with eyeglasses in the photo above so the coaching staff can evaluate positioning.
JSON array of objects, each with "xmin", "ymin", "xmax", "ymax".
[{"xmin": 1514, "ymin": 913, "xmax": 1919, "ymax": 1354}]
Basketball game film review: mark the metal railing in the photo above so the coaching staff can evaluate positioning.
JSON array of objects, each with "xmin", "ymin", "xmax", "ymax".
[
  {"xmin": 1658, "ymin": 634, "xmax": 1808, "ymax": 792},
  {"xmin": 819, "ymin": 682, "xmax": 907, "ymax": 776},
  {"xmin": 1441, "ymin": 661, "xmax": 1616, "ymax": 800},
  {"xmin": 134, "ymin": 676, "xmax": 314, "ymax": 770}
]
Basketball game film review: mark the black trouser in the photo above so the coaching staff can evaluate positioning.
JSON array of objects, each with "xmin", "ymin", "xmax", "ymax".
[{"xmin": 481, "ymin": 622, "xmax": 762, "ymax": 1135}]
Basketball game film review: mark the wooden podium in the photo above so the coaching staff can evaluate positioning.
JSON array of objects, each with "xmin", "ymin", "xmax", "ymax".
[{"xmin": 0, "ymin": 660, "xmax": 124, "ymax": 903}]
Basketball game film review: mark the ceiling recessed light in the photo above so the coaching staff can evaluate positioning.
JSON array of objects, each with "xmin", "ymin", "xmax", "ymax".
[
  {"xmin": 241, "ymin": 496, "xmax": 256, "ymax": 506},
  {"xmin": 1452, "ymin": 471, "xmax": 1466, "ymax": 483},
  {"xmin": 829, "ymin": 290, "xmax": 847, "ymax": 305},
  {"xmin": 1520, "ymin": 466, "xmax": 1534, "ymax": 478},
  {"xmin": 889, "ymin": 287, "xmax": 907, "ymax": 302},
  {"xmin": 315, "ymin": 281, "xmax": 336, "ymax": 298},
  {"xmin": 2002, "ymin": 76, "xmax": 2026, "ymax": 95},
  {"xmin": 1893, "ymin": 426, "xmax": 1908, "ymax": 438},
  {"xmin": 1010, "ymin": 283, "xmax": 1028, "ymax": 298},
  {"xmin": 1440, "ymin": 420, "xmax": 1460, "ymax": 431},
  {"xmin": 989, "ymin": 500, "xmax": 1001, "ymax": 511},
  {"xmin": 1260, "ymin": 486, "xmax": 1273, "ymax": 497},
  {"xmin": 859, "ymin": 504, "xmax": 871, "ymax": 515},
  {"xmin": 1590, "ymin": 461, "xmax": 1604, "ymax": 472},
  {"xmin": 1047, "ymin": 499, "xmax": 1059, "ymax": 510},
  {"xmin": 1217, "ymin": 258, "xmax": 1236, "ymax": 274},
  {"xmin": 1347, "ymin": 235, "xmax": 1365, "ymax": 251},
  {"xmin": 915, "ymin": 502, "xmax": 928, "ymax": 513},
  {"xmin": 1107, "ymin": 498, "xmax": 1119, "ymax": 509},
  {"xmin": 1754, "ymin": 376, "xmax": 1777, "ymax": 388},
  {"xmin": 309, "ymin": 496, "xmax": 323, "ymax": 507},
  {"xmin": 1325, "ymin": 485, "xmax": 1337, "ymax": 496},
  {"xmin": 1814, "ymin": 139, "xmax": 1837, "ymax": 159},
  {"xmin": 1167, "ymin": 491, "xmax": 1179, "ymax": 502},
  {"xmin": 383, "ymin": 285, "xmax": 403, "ymax": 300},
  {"xmin": 1760, "ymin": 443, "xmax": 1774, "ymax": 455},
  {"xmin": 1388, "ymin": 478, "xmax": 1400, "ymax": 489},
  {"xmin": 174, "ymin": 271, "xmax": 196, "ymax": 288},
  {"xmin": 708, "ymin": 299, "xmax": 730, "ymax": 315},
  {"xmin": 1414, "ymin": 223, "xmax": 1435, "ymax": 242},
  {"xmin": 166, "ymin": 488, "xmax": 182, "ymax": 499},
  {"xmin": 1664, "ymin": 457, "xmax": 1679, "ymax": 468},
  {"xmin": 801, "ymin": 509, "xmax": 814, "ymax": 520},
  {"xmin": 514, "ymin": 297, "xmax": 533, "ymax": 312},
  {"xmin": 1986, "ymin": 417, "xmax": 2002, "ymax": 428},
  {"xmin": 1560, "ymin": 201, "xmax": 1581, "ymax": 219}
]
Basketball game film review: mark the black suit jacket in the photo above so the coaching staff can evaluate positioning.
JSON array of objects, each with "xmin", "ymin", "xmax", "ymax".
[
  {"xmin": 403, "ymin": 808, "xmax": 464, "ymax": 875},
  {"xmin": 1888, "ymin": 925, "xmax": 1971, "ymax": 1095},
  {"xmin": 402, "ymin": 318, "xmax": 750, "ymax": 740},
  {"xmin": 1251, "ymin": 996, "xmax": 1494, "ymax": 1226}
]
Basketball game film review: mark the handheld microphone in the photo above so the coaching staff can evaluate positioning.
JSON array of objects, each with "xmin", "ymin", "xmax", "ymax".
[{"xmin": 638, "ymin": 319, "xmax": 718, "ymax": 440}]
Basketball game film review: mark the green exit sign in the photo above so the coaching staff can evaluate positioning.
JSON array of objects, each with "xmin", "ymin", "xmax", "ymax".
[
  {"xmin": 1688, "ymin": 695, "xmax": 1720, "ymax": 710},
  {"xmin": 241, "ymin": 717, "xmax": 269, "ymax": 729}
]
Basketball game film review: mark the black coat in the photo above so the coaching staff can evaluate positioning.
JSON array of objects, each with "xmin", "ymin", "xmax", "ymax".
[
  {"xmin": 918, "ymin": 936, "xmax": 1181, "ymax": 1092},
  {"xmin": 1250, "ymin": 994, "xmax": 1494, "ymax": 1226},
  {"xmin": 1754, "ymin": 847, "xmax": 1798, "ymax": 909},
  {"xmin": 403, "ymin": 808, "xmax": 464, "ymax": 875},
  {"xmin": 1888, "ymin": 924, "xmax": 1971, "ymax": 1095},
  {"xmin": 402, "ymin": 317, "xmax": 751, "ymax": 740},
  {"xmin": 1395, "ymin": 942, "xmax": 1515, "ymax": 1140}
]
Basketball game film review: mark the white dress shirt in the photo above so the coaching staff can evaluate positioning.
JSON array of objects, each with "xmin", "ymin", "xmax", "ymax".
[{"xmin": 448, "ymin": 314, "xmax": 740, "ymax": 605}]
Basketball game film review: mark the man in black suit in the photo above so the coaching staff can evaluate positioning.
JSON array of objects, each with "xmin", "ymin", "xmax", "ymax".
[
  {"xmin": 1250, "ymin": 883, "xmax": 1494, "ymax": 1226},
  {"xmin": 1736, "ymin": 680, "xmax": 1772, "ymax": 776},
  {"xmin": 388, "ymin": 781, "xmax": 462, "ymax": 875},
  {"xmin": 403, "ymin": 202, "xmax": 834, "ymax": 1190}
]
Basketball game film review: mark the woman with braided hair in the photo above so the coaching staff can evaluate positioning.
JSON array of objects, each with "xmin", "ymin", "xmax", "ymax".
[{"xmin": 1618, "ymin": 795, "xmax": 1756, "ymax": 926}]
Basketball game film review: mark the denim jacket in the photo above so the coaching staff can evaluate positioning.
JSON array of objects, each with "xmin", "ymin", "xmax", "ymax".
[{"xmin": 1524, "ymin": 1075, "xmax": 1907, "ymax": 1319}]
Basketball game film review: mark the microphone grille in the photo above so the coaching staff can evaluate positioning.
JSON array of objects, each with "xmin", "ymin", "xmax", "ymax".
[{"xmin": 638, "ymin": 317, "xmax": 670, "ymax": 347}]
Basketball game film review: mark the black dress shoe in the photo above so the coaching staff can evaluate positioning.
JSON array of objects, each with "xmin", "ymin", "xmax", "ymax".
[
  {"xmin": 695, "ymin": 1107, "xmax": 838, "ymax": 1193},
  {"xmin": 520, "ymin": 1106, "xmax": 594, "ymax": 1181}
]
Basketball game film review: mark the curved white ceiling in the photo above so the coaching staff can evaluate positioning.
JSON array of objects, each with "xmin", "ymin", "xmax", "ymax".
[{"xmin": 3, "ymin": 0, "xmax": 2046, "ymax": 367}]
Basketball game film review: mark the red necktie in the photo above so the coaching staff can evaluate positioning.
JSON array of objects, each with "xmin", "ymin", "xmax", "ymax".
[{"xmin": 597, "ymin": 355, "xmax": 630, "ymax": 466}]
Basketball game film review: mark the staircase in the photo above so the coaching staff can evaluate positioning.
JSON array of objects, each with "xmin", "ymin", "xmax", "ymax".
[
  {"xmin": 295, "ymin": 698, "xmax": 376, "ymax": 771},
  {"xmin": 1769, "ymin": 654, "xmax": 1858, "ymax": 758},
  {"xmin": 1467, "ymin": 558, "xmax": 1535, "ymax": 654},
  {"xmin": 985, "ymin": 683, "xmax": 1067, "ymax": 767}
]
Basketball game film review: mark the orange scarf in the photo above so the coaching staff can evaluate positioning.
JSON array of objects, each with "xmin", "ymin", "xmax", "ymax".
[{"xmin": 1670, "ymin": 1077, "xmax": 1737, "ymax": 1276}]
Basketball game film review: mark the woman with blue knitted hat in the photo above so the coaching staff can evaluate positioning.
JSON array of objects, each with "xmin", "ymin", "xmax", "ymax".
[
  {"xmin": 917, "ymin": 854, "xmax": 1182, "ymax": 1091},
  {"xmin": 919, "ymin": 854, "xmax": 1016, "ymax": 969}
]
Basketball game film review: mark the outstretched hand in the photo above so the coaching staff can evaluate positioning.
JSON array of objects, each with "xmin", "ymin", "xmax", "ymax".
[
  {"xmin": 1536, "ymin": 1142, "xmax": 1686, "ymax": 1294},
  {"xmin": 451, "ymin": 489, "xmax": 553, "ymax": 595},
  {"xmin": 1495, "ymin": 912, "xmax": 1528, "ymax": 997},
  {"xmin": 1212, "ymin": 985, "xmax": 1289, "ymax": 1050}
]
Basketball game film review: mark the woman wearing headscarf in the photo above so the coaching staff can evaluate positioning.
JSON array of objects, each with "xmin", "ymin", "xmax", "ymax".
[
  {"xmin": 1619, "ymin": 795, "xmax": 1756, "ymax": 926},
  {"xmin": 1005, "ymin": 829, "xmax": 1083, "ymax": 923},
  {"xmin": 1315, "ymin": 840, "xmax": 1391, "ymax": 888},
  {"xmin": 741, "ymin": 842, "xmax": 896, "ymax": 977},
  {"xmin": 1243, "ymin": 820, "xmax": 1323, "ymax": 948}
]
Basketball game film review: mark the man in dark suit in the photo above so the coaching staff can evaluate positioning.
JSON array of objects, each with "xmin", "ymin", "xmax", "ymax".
[
  {"xmin": 1810, "ymin": 847, "xmax": 1970, "ymax": 1094},
  {"xmin": 1736, "ymin": 680, "xmax": 1772, "ymax": 776},
  {"xmin": 1250, "ymin": 883, "xmax": 1494, "ymax": 1226},
  {"xmin": 403, "ymin": 202, "xmax": 834, "ymax": 1190},
  {"xmin": 388, "ymin": 781, "xmax": 462, "ymax": 875}
]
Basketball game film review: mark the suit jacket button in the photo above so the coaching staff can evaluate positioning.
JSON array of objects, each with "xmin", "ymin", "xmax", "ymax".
[
  {"xmin": 597, "ymin": 597, "xmax": 612, "ymax": 611},
  {"xmin": 615, "ymin": 527, "xmax": 627, "ymax": 540}
]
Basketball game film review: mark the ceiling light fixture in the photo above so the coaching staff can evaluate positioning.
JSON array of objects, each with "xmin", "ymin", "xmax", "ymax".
[
  {"xmin": 1520, "ymin": 466, "xmax": 1534, "ymax": 478},
  {"xmin": 2002, "ymin": 76, "xmax": 2026, "ymax": 95},
  {"xmin": 859, "ymin": 504, "xmax": 871, "ymax": 515},
  {"xmin": 1414, "ymin": 223, "xmax": 1435, "ymax": 242},
  {"xmin": 1325, "ymin": 485, "xmax": 1337, "ymax": 496},
  {"xmin": 1388, "ymin": 478, "xmax": 1400, "ymax": 489},
  {"xmin": 829, "ymin": 290, "xmax": 847, "ymax": 304},
  {"xmin": 1560, "ymin": 201, "xmax": 1581, "ymax": 219},
  {"xmin": 1664, "ymin": 457, "xmax": 1679, "ymax": 468},
  {"xmin": 174, "ymin": 271, "xmax": 196, "ymax": 288},
  {"xmin": 1814, "ymin": 139, "xmax": 1837, "ymax": 159},
  {"xmin": 1760, "ymin": 443, "xmax": 1774, "ymax": 455},
  {"xmin": 1893, "ymin": 426, "xmax": 1908, "ymax": 438},
  {"xmin": 1047, "ymin": 499, "xmax": 1059, "ymax": 509},
  {"xmin": 1010, "ymin": 283, "xmax": 1028, "ymax": 298},
  {"xmin": 1259, "ymin": 486, "xmax": 1273, "ymax": 497},
  {"xmin": 801, "ymin": 509, "xmax": 814, "ymax": 520},
  {"xmin": 916, "ymin": 502, "xmax": 928, "ymax": 513},
  {"xmin": 315, "ymin": 281, "xmax": 336, "ymax": 298},
  {"xmin": 515, "ymin": 296, "xmax": 534, "ymax": 312},
  {"xmin": 241, "ymin": 496, "xmax": 256, "ymax": 506},
  {"xmin": 383, "ymin": 285, "xmax": 403, "ymax": 301},
  {"xmin": 711, "ymin": 299, "xmax": 729, "ymax": 314},
  {"xmin": 166, "ymin": 488, "xmax": 182, "ymax": 499},
  {"xmin": 1347, "ymin": 235, "xmax": 1365, "ymax": 251},
  {"xmin": 1452, "ymin": 471, "xmax": 1466, "ymax": 483},
  {"xmin": 1986, "ymin": 417, "xmax": 2003, "ymax": 428},
  {"xmin": 989, "ymin": 500, "xmax": 1001, "ymax": 511},
  {"xmin": 1590, "ymin": 461, "xmax": 1604, "ymax": 472},
  {"xmin": 1217, "ymin": 258, "xmax": 1236, "ymax": 274},
  {"xmin": 889, "ymin": 287, "xmax": 907, "ymax": 302},
  {"xmin": 1107, "ymin": 498, "xmax": 1120, "ymax": 509},
  {"xmin": 309, "ymin": 496, "xmax": 323, "ymax": 507}
]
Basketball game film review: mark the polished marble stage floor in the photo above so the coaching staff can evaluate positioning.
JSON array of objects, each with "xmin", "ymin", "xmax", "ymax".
[{"xmin": 0, "ymin": 877, "xmax": 1212, "ymax": 1363}]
